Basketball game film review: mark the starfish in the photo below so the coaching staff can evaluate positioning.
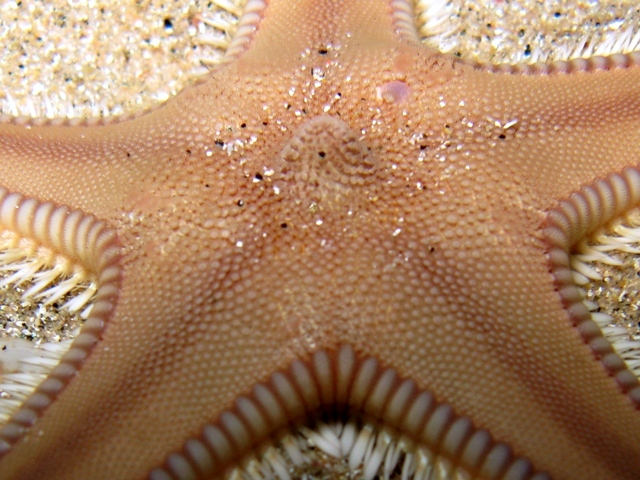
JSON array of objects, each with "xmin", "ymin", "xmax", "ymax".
[{"xmin": 0, "ymin": 0, "xmax": 639, "ymax": 479}]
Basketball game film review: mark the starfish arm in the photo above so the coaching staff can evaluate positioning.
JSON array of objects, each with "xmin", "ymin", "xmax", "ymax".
[
  {"xmin": 0, "ymin": 246, "xmax": 308, "ymax": 479},
  {"xmin": 464, "ymin": 58, "xmax": 640, "ymax": 204},
  {"xmin": 228, "ymin": 0, "xmax": 419, "ymax": 67},
  {"xmin": 0, "ymin": 77, "xmax": 310, "ymax": 477},
  {"xmin": 0, "ymin": 119, "xmax": 156, "ymax": 221},
  {"xmin": 367, "ymin": 53, "xmax": 640, "ymax": 478}
]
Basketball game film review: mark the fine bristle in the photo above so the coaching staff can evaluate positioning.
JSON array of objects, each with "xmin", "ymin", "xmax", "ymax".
[
  {"xmin": 229, "ymin": 417, "xmax": 470, "ymax": 480},
  {"xmin": 416, "ymin": 0, "xmax": 640, "ymax": 65},
  {"xmin": 0, "ymin": 228, "xmax": 99, "ymax": 424},
  {"xmin": 569, "ymin": 208, "xmax": 640, "ymax": 379}
]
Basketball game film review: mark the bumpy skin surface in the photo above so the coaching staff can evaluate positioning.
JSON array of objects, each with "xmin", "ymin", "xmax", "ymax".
[{"xmin": 0, "ymin": 1, "xmax": 639, "ymax": 479}]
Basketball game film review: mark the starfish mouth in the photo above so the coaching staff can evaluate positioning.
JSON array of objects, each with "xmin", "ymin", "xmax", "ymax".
[
  {"xmin": 0, "ymin": 189, "xmax": 120, "ymax": 454},
  {"xmin": 546, "ymin": 167, "xmax": 640, "ymax": 407},
  {"xmin": 151, "ymin": 345, "xmax": 549, "ymax": 480}
]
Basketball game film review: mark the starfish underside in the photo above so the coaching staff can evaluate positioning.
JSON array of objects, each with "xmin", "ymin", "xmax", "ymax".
[{"xmin": 0, "ymin": 1, "xmax": 639, "ymax": 479}]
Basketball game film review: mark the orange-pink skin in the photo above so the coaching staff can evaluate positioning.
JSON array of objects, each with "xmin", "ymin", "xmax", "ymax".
[{"xmin": 0, "ymin": 1, "xmax": 639, "ymax": 478}]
